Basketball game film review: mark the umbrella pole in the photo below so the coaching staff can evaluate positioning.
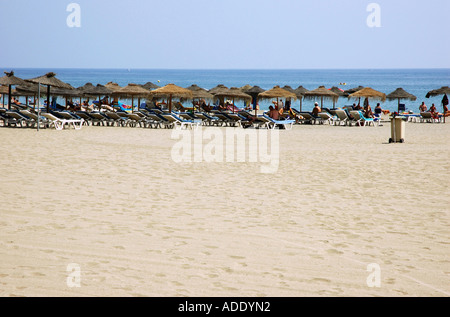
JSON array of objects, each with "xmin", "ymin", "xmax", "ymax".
[
  {"xmin": 37, "ymin": 84, "xmax": 40, "ymax": 132},
  {"xmin": 398, "ymin": 98, "xmax": 400, "ymax": 113},
  {"xmin": 46, "ymin": 85, "xmax": 50, "ymax": 112},
  {"xmin": 8, "ymin": 85, "xmax": 12, "ymax": 110}
]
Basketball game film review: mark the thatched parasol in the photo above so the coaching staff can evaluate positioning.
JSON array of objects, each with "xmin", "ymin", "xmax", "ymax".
[
  {"xmin": 140, "ymin": 82, "xmax": 160, "ymax": 90},
  {"xmin": 242, "ymin": 86, "xmax": 265, "ymax": 115},
  {"xmin": 348, "ymin": 87, "xmax": 386, "ymax": 104},
  {"xmin": 258, "ymin": 85, "xmax": 297, "ymax": 100},
  {"xmin": 105, "ymin": 82, "xmax": 122, "ymax": 93},
  {"xmin": 208, "ymin": 84, "xmax": 228, "ymax": 94},
  {"xmin": 293, "ymin": 86, "xmax": 309, "ymax": 111},
  {"xmin": 186, "ymin": 85, "xmax": 214, "ymax": 101},
  {"xmin": 281, "ymin": 85, "xmax": 295, "ymax": 93},
  {"xmin": 425, "ymin": 86, "xmax": 450, "ymax": 123},
  {"xmin": 0, "ymin": 71, "xmax": 27, "ymax": 110},
  {"xmin": 240, "ymin": 84, "xmax": 253, "ymax": 92},
  {"xmin": 113, "ymin": 83, "xmax": 151, "ymax": 112},
  {"xmin": 26, "ymin": 72, "xmax": 73, "ymax": 113},
  {"xmin": 386, "ymin": 88, "xmax": 417, "ymax": 112},
  {"xmin": 303, "ymin": 86, "xmax": 339, "ymax": 109},
  {"xmin": 212, "ymin": 87, "xmax": 252, "ymax": 113},
  {"xmin": 343, "ymin": 85, "xmax": 364, "ymax": 97},
  {"xmin": 425, "ymin": 86, "xmax": 450, "ymax": 98},
  {"xmin": 149, "ymin": 83, "xmax": 193, "ymax": 112}
]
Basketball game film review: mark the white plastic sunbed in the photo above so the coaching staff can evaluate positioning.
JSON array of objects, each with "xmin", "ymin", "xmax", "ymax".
[{"xmin": 41, "ymin": 112, "xmax": 84, "ymax": 130}]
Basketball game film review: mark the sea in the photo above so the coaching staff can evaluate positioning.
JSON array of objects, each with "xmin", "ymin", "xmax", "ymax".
[{"xmin": 4, "ymin": 68, "xmax": 450, "ymax": 113}]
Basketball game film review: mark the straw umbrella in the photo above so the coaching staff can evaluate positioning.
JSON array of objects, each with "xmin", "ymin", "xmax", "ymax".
[
  {"xmin": 348, "ymin": 87, "xmax": 386, "ymax": 107},
  {"xmin": 208, "ymin": 84, "xmax": 228, "ymax": 94},
  {"xmin": 213, "ymin": 87, "xmax": 252, "ymax": 113},
  {"xmin": 328, "ymin": 87, "xmax": 345, "ymax": 108},
  {"xmin": 257, "ymin": 85, "xmax": 297, "ymax": 115},
  {"xmin": 343, "ymin": 85, "xmax": 364, "ymax": 97},
  {"xmin": 113, "ymin": 83, "xmax": 151, "ymax": 112},
  {"xmin": 240, "ymin": 84, "xmax": 253, "ymax": 92},
  {"xmin": 26, "ymin": 72, "xmax": 73, "ymax": 113},
  {"xmin": 149, "ymin": 83, "xmax": 193, "ymax": 113},
  {"xmin": 303, "ymin": 86, "xmax": 339, "ymax": 109},
  {"xmin": 245, "ymin": 86, "xmax": 265, "ymax": 115},
  {"xmin": 426, "ymin": 86, "xmax": 450, "ymax": 123},
  {"xmin": 140, "ymin": 82, "xmax": 160, "ymax": 90},
  {"xmin": 0, "ymin": 71, "xmax": 27, "ymax": 110},
  {"xmin": 386, "ymin": 88, "xmax": 417, "ymax": 113},
  {"xmin": 186, "ymin": 85, "xmax": 214, "ymax": 107},
  {"xmin": 105, "ymin": 82, "xmax": 122, "ymax": 93},
  {"xmin": 294, "ymin": 86, "xmax": 309, "ymax": 111}
]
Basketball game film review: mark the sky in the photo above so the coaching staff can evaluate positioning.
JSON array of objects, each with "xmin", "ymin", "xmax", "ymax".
[{"xmin": 0, "ymin": 0, "xmax": 449, "ymax": 69}]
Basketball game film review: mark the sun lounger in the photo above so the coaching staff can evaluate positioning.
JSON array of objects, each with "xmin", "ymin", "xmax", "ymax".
[
  {"xmin": 259, "ymin": 115, "xmax": 295, "ymax": 130},
  {"xmin": 420, "ymin": 112, "xmax": 441, "ymax": 123},
  {"xmin": 5, "ymin": 111, "xmax": 34, "ymax": 128},
  {"xmin": 333, "ymin": 109, "xmax": 350, "ymax": 126},
  {"xmin": 87, "ymin": 111, "xmax": 111, "ymax": 126},
  {"xmin": 161, "ymin": 113, "xmax": 202, "ymax": 130},
  {"xmin": 349, "ymin": 111, "xmax": 377, "ymax": 126},
  {"xmin": 125, "ymin": 112, "xmax": 146, "ymax": 127},
  {"xmin": 317, "ymin": 112, "xmax": 338, "ymax": 125},
  {"xmin": 104, "ymin": 111, "xmax": 130, "ymax": 127},
  {"xmin": 194, "ymin": 112, "xmax": 220, "ymax": 126},
  {"xmin": 41, "ymin": 112, "xmax": 84, "ymax": 130},
  {"xmin": 298, "ymin": 112, "xmax": 320, "ymax": 124},
  {"xmin": 19, "ymin": 110, "xmax": 50, "ymax": 129}
]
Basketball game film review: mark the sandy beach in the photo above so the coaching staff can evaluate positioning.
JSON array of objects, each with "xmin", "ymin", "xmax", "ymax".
[{"xmin": 0, "ymin": 121, "xmax": 448, "ymax": 297}]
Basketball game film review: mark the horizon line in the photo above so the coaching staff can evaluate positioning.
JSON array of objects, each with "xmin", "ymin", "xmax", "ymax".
[{"xmin": 1, "ymin": 67, "xmax": 450, "ymax": 71}]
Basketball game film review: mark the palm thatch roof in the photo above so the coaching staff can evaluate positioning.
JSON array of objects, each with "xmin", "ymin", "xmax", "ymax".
[
  {"xmin": 113, "ymin": 83, "xmax": 151, "ymax": 98},
  {"xmin": 293, "ymin": 86, "xmax": 308, "ymax": 99},
  {"xmin": 26, "ymin": 72, "xmax": 72, "ymax": 89},
  {"xmin": 105, "ymin": 82, "xmax": 122, "ymax": 93},
  {"xmin": 240, "ymin": 84, "xmax": 253, "ymax": 92},
  {"xmin": 386, "ymin": 88, "xmax": 417, "ymax": 101},
  {"xmin": 245, "ymin": 85, "xmax": 265, "ymax": 96},
  {"xmin": 208, "ymin": 84, "xmax": 228, "ymax": 94},
  {"xmin": 0, "ymin": 71, "xmax": 27, "ymax": 86},
  {"xmin": 213, "ymin": 87, "xmax": 252, "ymax": 101},
  {"xmin": 282, "ymin": 85, "xmax": 295, "ymax": 93},
  {"xmin": 329, "ymin": 86, "xmax": 345, "ymax": 96},
  {"xmin": 425, "ymin": 86, "xmax": 450, "ymax": 98},
  {"xmin": 303, "ymin": 86, "xmax": 339, "ymax": 101},
  {"xmin": 186, "ymin": 85, "xmax": 214, "ymax": 100},
  {"xmin": 348, "ymin": 87, "xmax": 386, "ymax": 102},
  {"xmin": 257, "ymin": 85, "xmax": 297, "ymax": 100},
  {"xmin": 149, "ymin": 83, "xmax": 193, "ymax": 99},
  {"xmin": 343, "ymin": 85, "xmax": 364, "ymax": 97},
  {"xmin": 140, "ymin": 82, "xmax": 160, "ymax": 90}
]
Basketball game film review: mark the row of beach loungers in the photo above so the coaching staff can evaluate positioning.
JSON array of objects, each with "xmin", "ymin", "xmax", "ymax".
[{"xmin": 0, "ymin": 106, "xmax": 443, "ymax": 131}]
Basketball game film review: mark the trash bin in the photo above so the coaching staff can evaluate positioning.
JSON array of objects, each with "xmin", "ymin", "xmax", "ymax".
[{"xmin": 389, "ymin": 117, "xmax": 405, "ymax": 143}]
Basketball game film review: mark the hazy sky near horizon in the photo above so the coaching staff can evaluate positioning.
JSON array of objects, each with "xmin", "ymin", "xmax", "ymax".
[{"xmin": 1, "ymin": 0, "xmax": 449, "ymax": 69}]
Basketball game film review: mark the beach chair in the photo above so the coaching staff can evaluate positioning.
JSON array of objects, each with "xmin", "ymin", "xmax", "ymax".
[
  {"xmin": 259, "ymin": 115, "xmax": 295, "ymax": 130},
  {"xmin": 125, "ymin": 112, "xmax": 145, "ymax": 127},
  {"xmin": 0, "ymin": 111, "xmax": 20, "ymax": 127},
  {"xmin": 87, "ymin": 111, "xmax": 111, "ymax": 126},
  {"xmin": 41, "ymin": 112, "xmax": 84, "ymax": 130},
  {"xmin": 317, "ymin": 112, "xmax": 338, "ymax": 125},
  {"xmin": 349, "ymin": 111, "xmax": 377, "ymax": 126},
  {"xmin": 143, "ymin": 113, "xmax": 172, "ymax": 129},
  {"xmin": 194, "ymin": 112, "xmax": 220, "ymax": 126},
  {"xmin": 161, "ymin": 113, "xmax": 202, "ymax": 130},
  {"xmin": 333, "ymin": 109, "xmax": 350, "ymax": 126},
  {"xmin": 5, "ymin": 111, "xmax": 34, "ymax": 128},
  {"xmin": 19, "ymin": 110, "xmax": 50, "ymax": 129},
  {"xmin": 105, "ymin": 111, "xmax": 129, "ymax": 127},
  {"xmin": 298, "ymin": 112, "xmax": 320, "ymax": 124},
  {"xmin": 211, "ymin": 112, "xmax": 239, "ymax": 127}
]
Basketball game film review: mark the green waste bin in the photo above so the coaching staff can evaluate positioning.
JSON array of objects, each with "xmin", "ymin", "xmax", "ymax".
[{"xmin": 389, "ymin": 117, "xmax": 405, "ymax": 143}]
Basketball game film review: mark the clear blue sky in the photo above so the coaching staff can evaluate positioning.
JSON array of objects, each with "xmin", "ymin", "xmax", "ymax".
[{"xmin": 1, "ymin": 0, "xmax": 449, "ymax": 69}]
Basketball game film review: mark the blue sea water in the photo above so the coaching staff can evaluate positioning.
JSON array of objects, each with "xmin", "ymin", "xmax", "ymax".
[{"xmin": 4, "ymin": 68, "xmax": 449, "ymax": 112}]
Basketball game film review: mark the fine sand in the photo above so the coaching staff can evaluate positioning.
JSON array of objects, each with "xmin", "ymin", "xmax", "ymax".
[{"xmin": 0, "ymin": 121, "xmax": 449, "ymax": 297}]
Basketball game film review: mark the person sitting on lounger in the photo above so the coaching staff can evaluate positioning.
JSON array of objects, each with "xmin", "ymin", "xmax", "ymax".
[
  {"xmin": 312, "ymin": 102, "xmax": 321, "ymax": 116},
  {"xmin": 429, "ymin": 103, "xmax": 440, "ymax": 120},
  {"xmin": 364, "ymin": 103, "xmax": 374, "ymax": 118},
  {"xmin": 419, "ymin": 102, "xmax": 427, "ymax": 112},
  {"xmin": 268, "ymin": 106, "xmax": 280, "ymax": 120}
]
